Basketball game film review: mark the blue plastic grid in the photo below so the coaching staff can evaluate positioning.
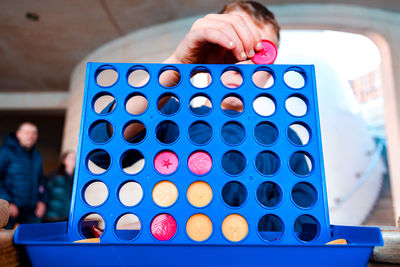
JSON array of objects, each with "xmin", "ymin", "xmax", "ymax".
[{"xmin": 67, "ymin": 63, "xmax": 331, "ymax": 245}]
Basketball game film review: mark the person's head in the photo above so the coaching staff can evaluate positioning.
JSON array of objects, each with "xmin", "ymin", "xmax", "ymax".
[
  {"xmin": 220, "ymin": 1, "xmax": 280, "ymax": 47},
  {"xmin": 58, "ymin": 150, "xmax": 76, "ymax": 176},
  {"xmin": 16, "ymin": 122, "xmax": 38, "ymax": 150}
]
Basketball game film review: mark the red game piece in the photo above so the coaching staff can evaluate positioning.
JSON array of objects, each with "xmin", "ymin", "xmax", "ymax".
[
  {"xmin": 151, "ymin": 214, "xmax": 177, "ymax": 241},
  {"xmin": 188, "ymin": 151, "xmax": 212, "ymax": 175},
  {"xmin": 154, "ymin": 151, "xmax": 179, "ymax": 175},
  {"xmin": 90, "ymin": 225, "xmax": 104, "ymax": 238},
  {"xmin": 251, "ymin": 40, "xmax": 277, "ymax": 65}
]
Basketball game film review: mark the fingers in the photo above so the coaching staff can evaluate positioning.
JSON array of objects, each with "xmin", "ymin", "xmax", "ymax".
[{"xmin": 205, "ymin": 14, "xmax": 262, "ymax": 57}]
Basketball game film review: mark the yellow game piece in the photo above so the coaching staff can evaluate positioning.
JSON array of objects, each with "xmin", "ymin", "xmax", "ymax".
[
  {"xmin": 186, "ymin": 214, "xmax": 213, "ymax": 242},
  {"xmin": 187, "ymin": 181, "xmax": 213, "ymax": 208},
  {"xmin": 152, "ymin": 181, "xmax": 178, "ymax": 207},
  {"xmin": 222, "ymin": 214, "xmax": 248, "ymax": 242},
  {"xmin": 326, "ymin": 239, "xmax": 347, "ymax": 245},
  {"xmin": 73, "ymin": 238, "xmax": 100, "ymax": 243}
]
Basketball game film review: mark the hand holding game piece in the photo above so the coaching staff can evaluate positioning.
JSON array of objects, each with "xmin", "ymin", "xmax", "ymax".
[{"xmin": 251, "ymin": 40, "xmax": 277, "ymax": 64}]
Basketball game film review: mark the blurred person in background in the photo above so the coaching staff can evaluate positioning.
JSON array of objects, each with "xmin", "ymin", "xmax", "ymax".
[
  {"xmin": 44, "ymin": 151, "xmax": 76, "ymax": 222},
  {"xmin": 0, "ymin": 122, "xmax": 46, "ymax": 229}
]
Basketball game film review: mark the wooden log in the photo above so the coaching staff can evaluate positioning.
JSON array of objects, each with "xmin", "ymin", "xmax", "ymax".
[{"xmin": 0, "ymin": 200, "xmax": 9, "ymax": 229}]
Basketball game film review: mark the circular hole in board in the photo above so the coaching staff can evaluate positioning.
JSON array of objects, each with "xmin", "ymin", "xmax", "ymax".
[
  {"xmin": 190, "ymin": 67, "xmax": 212, "ymax": 88},
  {"xmin": 254, "ymin": 121, "xmax": 278, "ymax": 146},
  {"xmin": 115, "ymin": 213, "xmax": 141, "ymax": 241},
  {"xmin": 284, "ymin": 68, "xmax": 306, "ymax": 89},
  {"xmin": 285, "ymin": 95, "xmax": 309, "ymax": 117},
  {"xmin": 86, "ymin": 149, "xmax": 111, "ymax": 175},
  {"xmin": 222, "ymin": 181, "xmax": 247, "ymax": 208},
  {"xmin": 156, "ymin": 120, "xmax": 179, "ymax": 144},
  {"xmin": 258, "ymin": 214, "xmax": 284, "ymax": 242},
  {"xmin": 125, "ymin": 94, "xmax": 148, "ymax": 115},
  {"xmin": 123, "ymin": 120, "xmax": 146, "ymax": 144},
  {"xmin": 221, "ymin": 121, "xmax": 245, "ymax": 146},
  {"xmin": 221, "ymin": 67, "xmax": 243, "ymax": 89},
  {"xmin": 121, "ymin": 149, "xmax": 145, "ymax": 175},
  {"xmin": 256, "ymin": 182, "xmax": 281, "ymax": 208},
  {"xmin": 221, "ymin": 94, "xmax": 244, "ymax": 116},
  {"xmin": 292, "ymin": 182, "xmax": 317, "ymax": 208},
  {"xmin": 294, "ymin": 215, "xmax": 320, "ymax": 242},
  {"xmin": 157, "ymin": 93, "xmax": 180, "ymax": 115},
  {"xmin": 189, "ymin": 121, "xmax": 212, "ymax": 145},
  {"xmin": 252, "ymin": 68, "xmax": 274, "ymax": 88},
  {"xmin": 190, "ymin": 94, "xmax": 212, "ymax": 116},
  {"xmin": 83, "ymin": 181, "xmax": 108, "ymax": 206},
  {"xmin": 89, "ymin": 120, "xmax": 113, "ymax": 144},
  {"xmin": 119, "ymin": 181, "xmax": 143, "ymax": 207},
  {"xmin": 95, "ymin": 65, "xmax": 118, "ymax": 87},
  {"xmin": 80, "ymin": 213, "xmax": 105, "ymax": 239},
  {"xmin": 288, "ymin": 123, "xmax": 311, "ymax": 146},
  {"xmin": 289, "ymin": 151, "xmax": 313, "ymax": 176},
  {"xmin": 127, "ymin": 67, "xmax": 150, "ymax": 87},
  {"xmin": 93, "ymin": 93, "xmax": 115, "ymax": 114},
  {"xmin": 253, "ymin": 94, "xmax": 276, "ymax": 117},
  {"xmin": 255, "ymin": 151, "xmax": 280, "ymax": 176},
  {"xmin": 159, "ymin": 66, "xmax": 181, "ymax": 88},
  {"xmin": 221, "ymin": 150, "xmax": 246, "ymax": 176}
]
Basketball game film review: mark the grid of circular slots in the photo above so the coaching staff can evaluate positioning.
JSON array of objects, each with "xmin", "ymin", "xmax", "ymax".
[{"xmin": 83, "ymin": 65, "xmax": 321, "ymax": 243}]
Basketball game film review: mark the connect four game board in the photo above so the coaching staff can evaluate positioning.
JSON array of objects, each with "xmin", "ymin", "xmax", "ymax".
[
  {"xmin": 14, "ymin": 62, "xmax": 383, "ymax": 267},
  {"xmin": 68, "ymin": 62, "xmax": 331, "ymax": 245}
]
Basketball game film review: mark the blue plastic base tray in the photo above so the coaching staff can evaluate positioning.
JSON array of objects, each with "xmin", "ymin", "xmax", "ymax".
[{"xmin": 15, "ymin": 222, "xmax": 382, "ymax": 267}]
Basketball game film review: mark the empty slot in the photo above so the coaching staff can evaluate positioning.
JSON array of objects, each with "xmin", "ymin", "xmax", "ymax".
[
  {"xmin": 89, "ymin": 120, "xmax": 113, "ymax": 144},
  {"xmin": 125, "ymin": 94, "xmax": 148, "ymax": 115},
  {"xmin": 252, "ymin": 69, "xmax": 274, "ymax": 88},
  {"xmin": 221, "ymin": 150, "xmax": 246, "ymax": 175},
  {"xmin": 255, "ymin": 151, "xmax": 280, "ymax": 176},
  {"xmin": 115, "ymin": 213, "xmax": 141, "ymax": 241},
  {"xmin": 222, "ymin": 181, "xmax": 247, "ymax": 207},
  {"xmin": 221, "ymin": 68, "xmax": 243, "ymax": 88},
  {"xmin": 80, "ymin": 213, "xmax": 105, "ymax": 239},
  {"xmin": 86, "ymin": 150, "xmax": 111, "ymax": 175},
  {"xmin": 256, "ymin": 182, "xmax": 281, "ymax": 208},
  {"xmin": 93, "ymin": 93, "xmax": 115, "ymax": 114},
  {"xmin": 190, "ymin": 94, "xmax": 212, "ymax": 116},
  {"xmin": 159, "ymin": 67, "xmax": 180, "ymax": 88},
  {"xmin": 83, "ymin": 181, "xmax": 108, "ymax": 206},
  {"xmin": 289, "ymin": 152, "xmax": 313, "ymax": 176},
  {"xmin": 152, "ymin": 181, "xmax": 178, "ymax": 207},
  {"xmin": 285, "ymin": 95, "xmax": 308, "ymax": 117},
  {"xmin": 151, "ymin": 214, "xmax": 177, "ymax": 241},
  {"xmin": 284, "ymin": 69, "xmax": 306, "ymax": 89},
  {"xmin": 190, "ymin": 67, "xmax": 212, "ymax": 88},
  {"xmin": 258, "ymin": 214, "xmax": 284, "ymax": 242},
  {"xmin": 294, "ymin": 215, "xmax": 319, "ymax": 242},
  {"xmin": 254, "ymin": 122, "xmax": 278, "ymax": 146},
  {"xmin": 119, "ymin": 181, "xmax": 143, "ymax": 207},
  {"xmin": 221, "ymin": 94, "xmax": 244, "ymax": 116},
  {"xmin": 288, "ymin": 123, "xmax": 311, "ymax": 146},
  {"xmin": 186, "ymin": 214, "xmax": 213, "ymax": 242},
  {"xmin": 221, "ymin": 121, "xmax": 245, "ymax": 146},
  {"xmin": 121, "ymin": 149, "xmax": 145, "ymax": 175},
  {"xmin": 127, "ymin": 67, "xmax": 150, "ymax": 87},
  {"xmin": 222, "ymin": 214, "xmax": 248, "ymax": 242},
  {"xmin": 253, "ymin": 95, "xmax": 275, "ymax": 117},
  {"xmin": 157, "ymin": 93, "xmax": 180, "ymax": 115},
  {"xmin": 123, "ymin": 121, "xmax": 146, "ymax": 144},
  {"xmin": 189, "ymin": 121, "xmax": 212, "ymax": 145},
  {"xmin": 187, "ymin": 181, "xmax": 213, "ymax": 208},
  {"xmin": 156, "ymin": 121, "xmax": 179, "ymax": 144},
  {"xmin": 292, "ymin": 182, "xmax": 317, "ymax": 208},
  {"xmin": 96, "ymin": 66, "xmax": 118, "ymax": 87}
]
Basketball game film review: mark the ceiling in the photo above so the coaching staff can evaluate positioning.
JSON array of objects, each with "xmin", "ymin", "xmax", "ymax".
[{"xmin": 1, "ymin": 0, "xmax": 399, "ymax": 93}]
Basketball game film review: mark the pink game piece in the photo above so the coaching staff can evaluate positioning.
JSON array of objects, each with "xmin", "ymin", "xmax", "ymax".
[
  {"xmin": 188, "ymin": 151, "xmax": 212, "ymax": 175},
  {"xmin": 154, "ymin": 151, "xmax": 179, "ymax": 175},
  {"xmin": 251, "ymin": 40, "xmax": 277, "ymax": 65},
  {"xmin": 151, "ymin": 214, "xmax": 177, "ymax": 241}
]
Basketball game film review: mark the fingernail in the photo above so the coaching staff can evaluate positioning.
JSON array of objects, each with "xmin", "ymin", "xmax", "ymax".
[
  {"xmin": 248, "ymin": 50, "xmax": 255, "ymax": 58},
  {"xmin": 228, "ymin": 41, "xmax": 234, "ymax": 48},
  {"xmin": 240, "ymin": 51, "xmax": 246, "ymax": 60},
  {"xmin": 256, "ymin": 42, "xmax": 262, "ymax": 50}
]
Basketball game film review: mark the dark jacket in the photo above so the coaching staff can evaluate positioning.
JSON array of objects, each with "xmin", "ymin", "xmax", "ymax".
[
  {"xmin": 0, "ymin": 133, "xmax": 46, "ymax": 208},
  {"xmin": 45, "ymin": 171, "xmax": 73, "ymax": 221}
]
